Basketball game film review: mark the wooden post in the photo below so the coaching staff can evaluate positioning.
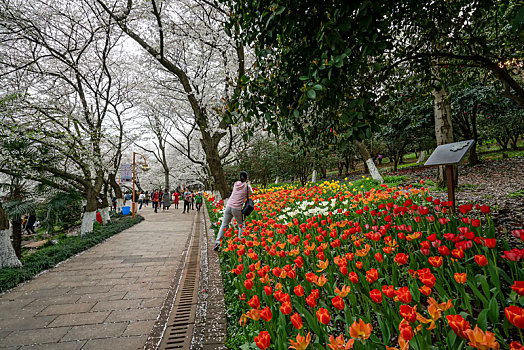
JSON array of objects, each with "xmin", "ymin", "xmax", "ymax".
[
  {"xmin": 132, "ymin": 152, "xmax": 136, "ymax": 219},
  {"xmin": 446, "ymin": 164, "xmax": 455, "ymax": 214}
]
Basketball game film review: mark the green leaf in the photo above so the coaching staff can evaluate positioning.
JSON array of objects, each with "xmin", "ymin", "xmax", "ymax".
[
  {"xmin": 477, "ymin": 309, "xmax": 488, "ymax": 331},
  {"xmin": 313, "ymin": 84, "xmax": 323, "ymax": 91},
  {"xmin": 299, "ymin": 76, "xmax": 309, "ymax": 81},
  {"xmin": 275, "ymin": 6, "xmax": 286, "ymax": 15},
  {"xmin": 446, "ymin": 329, "xmax": 457, "ymax": 348},
  {"xmin": 487, "ymin": 296, "xmax": 499, "ymax": 324},
  {"xmin": 307, "ymin": 89, "xmax": 316, "ymax": 99}
]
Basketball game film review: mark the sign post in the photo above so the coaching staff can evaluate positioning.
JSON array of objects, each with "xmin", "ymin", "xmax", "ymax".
[{"xmin": 424, "ymin": 140, "xmax": 475, "ymax": 214}]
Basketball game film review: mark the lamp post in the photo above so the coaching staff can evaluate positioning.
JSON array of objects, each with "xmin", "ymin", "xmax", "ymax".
[{"xmin": 132, "ymin": 152, "xmax": 149, "ymax": 219}]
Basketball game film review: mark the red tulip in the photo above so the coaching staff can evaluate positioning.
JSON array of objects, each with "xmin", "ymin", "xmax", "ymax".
[
  {"xmin": 474, "ymin": 254, "xmax": 488, "ymax": 266},
  {"xmin": 260, "ymin": 306, "xmax": 272, "ymax": 322},
  {"xmin": 394, "ymin": 253, "xmax": 408, "ymax": 265},
  {"xmin": 382, "ymin": 285, "xmax": 395, "ymax": 299},
  {"xmin": 294, "ymin": 285, "xmax": 305, "ymax": 297},
  {"xmin": 317, "ymin": 307, "xmax": 331, "ymax": 325},
  {"xmin": 511, "ymin": 281, "xmax": 524, "ymax": 296},
  {"xmin": 248, "ymin": 295, "xmax": 260, "ymax": 309},
  {"xmin": 369, "ymin": 289, "xmax": 383, "ymax": 303},
  {"xmin": 446, "ymin": 314, "xmax": 470, "ymax": 339},
  {"xmin": 349, "ymin": 272, "xmax": 359, "ymax": 284},
  {"xmin": 505, "ymin": 306, "xmax": 524, "ymax": 328},
  {"xmin": 395, "ymin": 287, "xmax": 412, "ymax": 303},
  {"xmin": 428, "ymin": 256, "xmax": 443, "ymax": 268},
  {"xmin": 291, "ymin": 312, "xmax": 303, "ymax": 330},
  {"xmin": 254, "ymin": 331, "xmax": 271, "ymax": 350},
  {"xmin": 399, "ymin": 304, "xmax": 417, "ymax": 323},
  {"xmin": 332, "ymin": 295, "xmax": 346, "ymax": 310},
  {"xmin": 366, "ymin": 268, "xmax": 379, "ymax": 284}
]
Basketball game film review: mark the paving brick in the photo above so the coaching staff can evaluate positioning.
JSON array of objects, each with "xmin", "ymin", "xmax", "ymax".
[
  {"xmin": 0, "ymin": 316, "xmax": 56, "ymax": 331},
  {"xmin": 82, "ymin": 335, "xmax": 147, "ymax": 350},
  {"xmin": 0, "ymin": 327, "xmax": 70, "ymax": 347},
  {"xmin": 38, "ymin": 302, "xmax": 96, "ymax": 316},
  {"xmin": 91, "ymin": 299, "xmax": 141, "ymax": 311},
  {"xmin": 61, "ymin": 323, "xmax": 127, "ymax": 341},
  {"xmin": 140, "ymin": 298, "xmax": 164, "ymax": 308},
  {"xmin": 105, "ymin": 308, "xmax": 159, "ymax": 323},
  {"xmin": 123, "ymin": 289, "xmax": 167, "ymax": 300},
  {"xmin": 47, "ymin": 311, "xmax": 110, "ymax": 327},
  {"xmin": 122, "ymin": 320, "xmax": 156, "ymax": 336},
  {"xmin": 19, "ymin": 340, "xmax": 86, "ymax": 350}
]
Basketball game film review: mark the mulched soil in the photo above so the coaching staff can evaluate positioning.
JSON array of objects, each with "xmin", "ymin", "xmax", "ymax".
[{"xmin": 384, "ymin": 157, "xmax": 524, "ymax": 239}]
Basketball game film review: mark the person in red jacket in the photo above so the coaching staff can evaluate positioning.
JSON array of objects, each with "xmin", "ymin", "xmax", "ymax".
[
  {"xmin": 152, "ymin": 189, "xmax": 160, "ymax": 213},
  {"xmin": 173, "ymin": 191, "xmax": 180, "ymax": 209}
]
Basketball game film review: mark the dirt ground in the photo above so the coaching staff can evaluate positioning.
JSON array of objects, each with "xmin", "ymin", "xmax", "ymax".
[{"xmin": 384, "ymin": 157, "xmax": 524, "ymax": 238}]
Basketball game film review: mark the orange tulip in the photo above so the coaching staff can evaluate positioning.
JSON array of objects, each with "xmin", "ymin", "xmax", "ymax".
[
  {"xmin": 454, "ymin": 273, "xmax": 467, "ymax": 284},
  {"xmin": 315, "ymin": 274, "xmax": 328, "ymax": 287},
  {"xmin": 366, "ymin": 268, "xmax": 379, "ymax": 284},
  {"xmin": 328, "ymin": 334, "xmax": 355, "ymax": 349},
  {"xmin": 464, "ymin": 326, "xmax": 499, "ymax": 350},
  {"xmin": 289, "ymin": 332, "xmax": 311, "ymax": 350},
  {"xmin": 316, "ymin": 259, "xmax": 329, "ymax": 272},
  {"xmin": 335, "ymin": 285, "xmax": 351, "ymax": 297},
  {"xmin": 246, "ymin": 308, "xmax": 261, "ymax": 321},
  {"xmin": 349, "ymin": 318, "xmax": 373, "ymax": 340}
]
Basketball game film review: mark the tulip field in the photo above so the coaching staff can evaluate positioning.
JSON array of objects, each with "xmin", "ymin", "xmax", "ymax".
[{"xmin": 206, "ymin": 178, "xmax": 524, "ymax": 350}]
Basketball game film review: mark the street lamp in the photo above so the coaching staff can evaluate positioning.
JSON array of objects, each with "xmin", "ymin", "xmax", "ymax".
[{"xmin": 133, "ymin": 152, "xmax": 149, "ymax": 219}]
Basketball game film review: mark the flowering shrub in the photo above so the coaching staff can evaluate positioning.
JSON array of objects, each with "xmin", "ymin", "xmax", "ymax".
[{"xmin": 207, "ymin": 179, "xmax": 524, "ymax": 349}]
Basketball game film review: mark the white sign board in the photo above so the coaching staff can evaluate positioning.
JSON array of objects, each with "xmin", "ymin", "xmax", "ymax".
[{"xmin": 120, "ymin": 164, "xmax": 133, "ymax": 183}]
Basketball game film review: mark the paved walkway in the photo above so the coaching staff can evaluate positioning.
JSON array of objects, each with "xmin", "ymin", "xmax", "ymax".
[{"xmin": 0, "ymin": 205, "xmax": 223, "ymax": 350}]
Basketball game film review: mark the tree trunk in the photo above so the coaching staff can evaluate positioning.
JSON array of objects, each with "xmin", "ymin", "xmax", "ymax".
[
  {"xmin": 0, "ymin": 204, "xmax": 21, "ymax": 268},
  {"xmin": 353, "ymin": 140, "xmax": 383, "ymax": 183},
  {"xmin": 108, "ymin": 173, "xmax": 123, "ymax": 212},
  {"xmin": 81, "ymin": 187, "xmax": 98, "ymax": 236},
  {"xmin": 11, "ymin": 218, "xmax": 22, "ymax": 259},
  {"xmin": 432, "ymin": 83, "xmax": 455, "ymax": 187},
  {"xmin": 100, "ymin": 182, "xmax": 111, "ymax": 224},
  {"xmin": 200, "ymin": 132, "xmax": 231, "ymax": 198}
]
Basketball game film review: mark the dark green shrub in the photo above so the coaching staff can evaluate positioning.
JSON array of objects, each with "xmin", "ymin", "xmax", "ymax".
[{"xmin": 36, "ymin": 190, "xmax": 83, "ymax": 233}]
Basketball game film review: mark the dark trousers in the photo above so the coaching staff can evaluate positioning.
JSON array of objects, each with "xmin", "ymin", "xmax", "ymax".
[
  {"xmin": 196, "ymin": 202, "xmax": 202, "ymax": 211},
  {"xmin": 183, "ymin": 200, "xmax": 190, "ymax": 213},
  {"xmin": 153, "ymin": 201, "xmax": 158, "ymax": 212}
]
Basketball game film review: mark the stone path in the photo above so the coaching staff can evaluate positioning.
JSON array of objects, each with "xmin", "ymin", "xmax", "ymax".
[{"xmin": 0, "ymin": 205, "xmax": 225, "ymax": 350}]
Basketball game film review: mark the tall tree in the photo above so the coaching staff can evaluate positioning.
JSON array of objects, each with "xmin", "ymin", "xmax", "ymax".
[
  {"xmin": 95, "ymin": 0, "xmax": 247, "ymax": 198},
  {"xmin": 0, "ymin": 0, "xmax": 128, "ymax": 234}
]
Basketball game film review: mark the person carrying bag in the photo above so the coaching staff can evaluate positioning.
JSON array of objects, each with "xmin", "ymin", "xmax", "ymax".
[{"xmin": 215, "ymin": 171, "xmax": 253, "ymax": 251}]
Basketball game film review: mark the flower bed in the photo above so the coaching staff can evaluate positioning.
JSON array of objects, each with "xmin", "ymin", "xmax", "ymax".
[{"xmin": 207, "ymin": 178, "xmax": 524, "ymax": 350}]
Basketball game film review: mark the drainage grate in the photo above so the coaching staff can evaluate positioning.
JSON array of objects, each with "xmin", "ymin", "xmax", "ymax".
[{"xmin": 158, "ymin": 215, "xmax": 201, "ymax": 350}]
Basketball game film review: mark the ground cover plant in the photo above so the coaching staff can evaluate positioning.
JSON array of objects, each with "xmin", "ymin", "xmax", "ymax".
[
  {"xmin": 0, "ymin": 214, "xmax": 144, "ymax": 293},
  {"xmin": 207, "ymin": 179, "xmax": 524, "ymax": 349}
]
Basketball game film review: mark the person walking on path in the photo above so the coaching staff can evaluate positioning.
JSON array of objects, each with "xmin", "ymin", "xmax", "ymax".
[
  {"xmin": 215, "ymin": 171, "xmax": 253, "ymax": 251},
  {"xmin": 152, "ymin": 189, "xmax": 160, "ymax": 213},
  {"xmin": 138, "ymin": 192, "xmax": 145, "ymax": 210},
  {"xmin": 182, "ymin": 189, "xmax": 191, "ymax": 213},
  {"xmin": 25, "ymin": 213, "xmax": 36, "ymax": 235},
  {"xmin": 163, "ymin": 188, "xmax": 171, "ymax": 210},
  {"xmin": 173, "ymin": 190, "xmax": 180, "ymax": 209},
  {"xmin": 145, "ymin": 191, "xmax": 150, "ymax": 207},
  {"xmin": 190, "ymin": 191, "xmax": 195, "ymax": 210},
  {"xmin": 195, "ymin": 191, "xmax": 203, "ymax": 212}
]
